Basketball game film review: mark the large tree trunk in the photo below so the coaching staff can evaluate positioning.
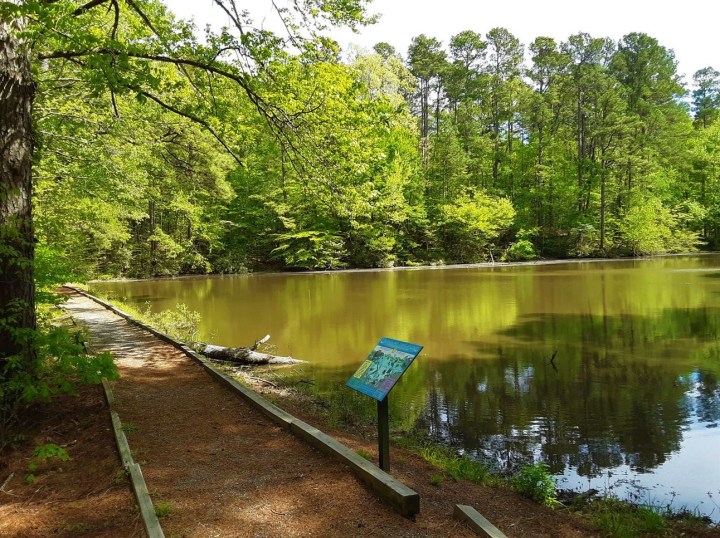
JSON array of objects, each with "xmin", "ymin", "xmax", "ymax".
[{"xmin": 0, "ymin": 7, "xmax": 36, "ymax": 370}]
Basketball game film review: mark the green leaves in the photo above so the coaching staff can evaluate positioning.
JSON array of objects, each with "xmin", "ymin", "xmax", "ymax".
[
  {"xmin": 16, "ymin": 0, "xmax": 719, "ymax": 277},
  {"xmin": 272, "ymin": 230, "xmax": 347, "ymax": 270},
  {"xmin": 25, "ymin": 443, "xmax": 70, "ymax": 484},
  {"xmin": 512, "ymin": 463, "xmax": 561, "ymax": 508},
  {"xmin": 438, "ymin": 189, "xmax": 515, "ymax": 263},
  {"xmin": 620, "ymin": 196, "xmax": 702, "ymax": 255}
]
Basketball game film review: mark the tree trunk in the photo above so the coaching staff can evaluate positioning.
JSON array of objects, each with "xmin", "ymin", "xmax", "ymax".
[
  {"xmin": 492, "ymin": 88, "xmax": 500, "ymax": 186},
  {"xmin": 421, "ymin": 79, "xmax": 429, "ymax": 167},
  {"xmin": 148, "ymin": 199, "xmax": 157, "ymax": 275},
  {"xmin": 196, "ymin": 343, "xmax": 306, "ymax": 365},
  {"xmin": 536, "ymin": 125, "xmax": 544, "ymax": 230},
  {"xmin": 434, "ymin": 79, "xmax": 440, "ymax": 135},
  {"xmin": 0, "ymin": 8, "xmax": 36, "ymax": 369},
  {"xmin": 577, "ymin": 90, "xmax": 585, "ymax": 214},
  {"xmin": 600, "ymin": 164, "xmax": 606, "ymax": 251}
]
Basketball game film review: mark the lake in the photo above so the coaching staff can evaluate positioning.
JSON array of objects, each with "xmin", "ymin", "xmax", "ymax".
[{"xmin": 91, "ymin": 255, "xmax": 720, "ymax": 520}]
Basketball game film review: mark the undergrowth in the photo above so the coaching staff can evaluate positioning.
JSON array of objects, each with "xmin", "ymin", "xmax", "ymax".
[
  {"xmin": 1, "ymin": 245, "xmax": 117, "ymax": 452},
  {"xmin": 588, "ymin": 497, "xmax": 667, "ymax": 537},
  {"xmin": 511, "ymin": 462, "xmax": 561, "ymax": 507},
  {"xmin": 1, "ymin": 291, "xmax": 118, "ymax": 451},
  {"xmin": 25, "ymin": 443, "xmax": 70, "ymax": 484},
  {"xmin": 90, "ymin": 292, "xmax": 201, "ymax": 344},
  {"xmin": 395, "ymin": 436, "xmax": 497, "ymax": 485}
]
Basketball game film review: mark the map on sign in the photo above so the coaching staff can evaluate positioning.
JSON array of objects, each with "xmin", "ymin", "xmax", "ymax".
[{"xmin": 346, "ymin": 337, "xmax": 423, "ymax": 401}]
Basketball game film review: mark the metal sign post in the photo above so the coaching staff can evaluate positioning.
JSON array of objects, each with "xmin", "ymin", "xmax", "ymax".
[{"xmin": 346, "ymin": 337, "xmax": 423, "ymax": 473}]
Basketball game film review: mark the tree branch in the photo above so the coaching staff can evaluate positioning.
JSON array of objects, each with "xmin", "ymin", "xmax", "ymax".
[
  {"xmin": 72, "ymin": 0, "xmax": 111, "ymax": 16},
  {"xmin": 40, "ymin": 48, "xmax": 301, "ymax": 132},
  {"xmin": 123, "ymin": 0, "xmax": 159, "ymax": 36},
  {"xmin": 131, "ymin": 87, "xmax": 243, "ymax": 166},
  {"xmin": 110, "ymin": 0, "xmax": 119, "ymax": 40},
  {"xmin": 40, "ymin": 49, "xmax": 251, "ymax": 88}
]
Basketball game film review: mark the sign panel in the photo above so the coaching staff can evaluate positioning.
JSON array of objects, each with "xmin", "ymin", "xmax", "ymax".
[{"xmin": 346, "ymin": 337, "xmax": 423, "ymax": 401}]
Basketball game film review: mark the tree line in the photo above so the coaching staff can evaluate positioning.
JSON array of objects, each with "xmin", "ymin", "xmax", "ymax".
[{"xmin": 26, "ymin": 18, "xmax": 720, "ymax": 280}]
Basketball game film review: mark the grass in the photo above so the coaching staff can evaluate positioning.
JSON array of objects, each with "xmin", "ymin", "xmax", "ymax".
[
  {"xmin": 120, "ymin": 423, "xmax": 138, "ymax": 432},
  {"xmin": 355, "ymin": 448, "xmax": 373, "ymax": 461},
  {"xmin": 112, "ymin": 469, "xmax": 128, "ymax": 485},
  {"xmin": 395, "ymin": 436, "xmax": 496, "ymax": 485},
  {"xmin": 86, "ymin": 291, "xmax": 201, "ymax": 344},
  {"xmin": 588, "ymin": 498, "xmax": 667, "ymax": 538},
  {"xmin": 154, "ymin": 501, "xmax": 173, "ymax": 518}
]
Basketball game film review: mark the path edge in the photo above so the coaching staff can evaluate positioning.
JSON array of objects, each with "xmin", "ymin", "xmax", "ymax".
[
  {"xmin": 454, "ymin": 504, "xmax": 507, "ymax": 537},
  {"xmin": 67, "ymin": 286, "xmax": 421, "ymax": 518},
  {"xmin": 102, "ymin": 380, "xmax": 165, "ymax": 538}
]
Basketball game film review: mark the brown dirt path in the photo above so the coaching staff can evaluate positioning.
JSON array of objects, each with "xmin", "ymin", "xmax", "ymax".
[
  {"xmin": 56, "ymin": 290, "xmax": 607, "ymax": 538},
  {"xmin": 60, "ymin": 291, "xmax": 476, "ymax": 537}
]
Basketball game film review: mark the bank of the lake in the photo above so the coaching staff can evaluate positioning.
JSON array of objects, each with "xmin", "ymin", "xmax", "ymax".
[{"xmin": 90, "ymin": 254, "xmax": 720, "ymax": 524}]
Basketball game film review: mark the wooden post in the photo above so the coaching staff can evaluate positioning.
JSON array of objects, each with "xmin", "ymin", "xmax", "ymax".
[{"xmin": 378, "ymin": 396, "xmax": 390, "ymax": 471}]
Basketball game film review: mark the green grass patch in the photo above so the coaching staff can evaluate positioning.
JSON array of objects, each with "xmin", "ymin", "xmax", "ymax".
[
  {"xmin": 588, "ymin": 497, "xmax": 667, "ymax": 538},
  {"xmin": 154, "ymin": 501, "xmax": 173, "ymax": 518},
  {"xmin": 90, "ymin": 292, "xmax": 201, "ymax": 344},
  {"xmin": 355, "ymin": 448, "xmax": 373, "ymax": 461},
  {"xmin": 395, "ymin": 436, "xmax": 496, "ymax": 485}
]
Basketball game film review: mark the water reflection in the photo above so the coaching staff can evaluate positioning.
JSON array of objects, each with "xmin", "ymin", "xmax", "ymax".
[{"xmin": 92, "ymin": 255, "xmax": 720, "ymax": 520}]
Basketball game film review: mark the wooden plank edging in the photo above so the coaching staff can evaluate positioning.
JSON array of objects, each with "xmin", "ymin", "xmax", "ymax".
[
  {"xmin": 69, "ymin": 286, "xmax": 421, "ymax": 518},
  {"xmin": 190, "ymin": 350, "xmax": 420, "ymax": 517},
  {"xmin": 128, "ymin": 463, "xmax": 165, "ymax": 538},
  {"xmin": 454, "ymin": 504, "xmax": 507, "ymax": 537},
  {"xmin": 110, "ymin": 411, "xmax": 133, "ymax": 469},
  {"xmin": 100, "ymin": 372, "xmax": 165, "ymax": 538}
]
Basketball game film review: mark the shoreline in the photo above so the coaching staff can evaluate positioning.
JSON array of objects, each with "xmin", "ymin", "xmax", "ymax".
[{"xmin": 87, "ymin": 251, "xmax": 720, "ymax": 284}]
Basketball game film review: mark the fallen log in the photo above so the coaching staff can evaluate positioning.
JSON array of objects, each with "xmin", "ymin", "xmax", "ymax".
[{"xmin": 195, "ymin": 342, "xmax": 306, "ymax": 365}]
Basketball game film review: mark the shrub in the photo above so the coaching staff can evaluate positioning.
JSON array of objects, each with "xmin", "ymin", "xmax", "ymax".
[
  {"xmin": 272, "ymin": 230, "xmax": 347, "ymax": 270},
  {"xmin": 1, "ymin": 309, "xmax": 118, "ymax": 451},
  {"xmin": 504, "ymin": 239, "xmax": 537, "ymax": 261},
  {"xmin": 142, "ymin": 303, "xmax": 201, "ymax": 343},
  {"xmin": 512, "ymin": 463, "xmax": 560, "ymax": 507},
  {"xmin": 25, "ymin": 443, "xmax": 71, "ymax": 484}
]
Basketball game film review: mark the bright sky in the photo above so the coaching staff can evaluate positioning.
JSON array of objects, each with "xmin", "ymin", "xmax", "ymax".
[{"xmin": 164, "ymin": 0, "xmax": 718, "ymax": 86}]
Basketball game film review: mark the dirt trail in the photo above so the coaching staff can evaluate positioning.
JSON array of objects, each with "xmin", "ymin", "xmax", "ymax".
[{"xmin": 61, "ymin": 291, "xmax": 478, "ymax": 537}]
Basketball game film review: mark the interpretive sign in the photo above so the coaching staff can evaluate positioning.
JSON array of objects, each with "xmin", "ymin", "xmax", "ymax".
[
  {"xmin": 346, "ymin": 337, "xmax": 423, "ymax": 471},
  {"xmin": 346, "ymin": 337, "xmax": 423, "ymax": 401}
]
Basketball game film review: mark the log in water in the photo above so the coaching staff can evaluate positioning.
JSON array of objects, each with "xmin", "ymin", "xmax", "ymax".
[{"xmin": 196, "ymin": 342, "xmax": 305, "ymax": 365}]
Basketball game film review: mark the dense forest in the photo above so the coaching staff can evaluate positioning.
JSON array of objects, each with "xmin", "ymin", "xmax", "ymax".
[{"xmin": 5, "ymin": 2, "xmax": 717, "ymax": 280}]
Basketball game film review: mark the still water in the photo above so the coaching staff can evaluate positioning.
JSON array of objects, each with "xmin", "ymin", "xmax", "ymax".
[{"xmin": 91, "ymin": 255, "xmax": 720, "ymax": 520}]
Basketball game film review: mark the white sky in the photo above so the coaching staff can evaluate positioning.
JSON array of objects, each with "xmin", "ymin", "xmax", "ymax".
[{"xmin": 164, "ymin": 0, "xmax": 719, "ymax": 86}]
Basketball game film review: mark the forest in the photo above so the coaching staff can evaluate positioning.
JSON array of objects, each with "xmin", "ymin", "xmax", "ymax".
[{"xmin": 1, "ymin": 0, "xmax": 718, "ymax": 283}]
